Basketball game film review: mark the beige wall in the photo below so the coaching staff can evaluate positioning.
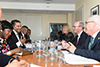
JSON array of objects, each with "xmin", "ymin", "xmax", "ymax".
[
  {"xmin": 75, "ymin": 0, "xmax": 100, "ymax": 22},
  {"xmin": 42, "ymin": 14, "xmax": 67, "ymax": 39},
  {"xmin": 2, "ymin": 13, "xmax": 68, "ymax": 40},
  {"xmin": 67, "ymin": 13, "xmax": 73, "ymax": 31}
]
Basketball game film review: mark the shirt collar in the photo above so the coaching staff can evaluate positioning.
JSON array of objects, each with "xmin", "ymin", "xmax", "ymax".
[
  {"xmin": 21, "ymin": 32, "xmax": 24, "ymax": 36},
  {"xmin": 13, "ymin": 30, "xmax": 18, "ymax": 35},
  {"xmin": 78, "ymin": 30, "xmax": 83, "ymax": 37},
  {"xmin": 92, "ymin": 31, "xmax": 100, "ymax": 39}
]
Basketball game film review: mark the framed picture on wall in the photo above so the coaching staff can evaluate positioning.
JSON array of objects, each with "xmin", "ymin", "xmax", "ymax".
[{"xmin": 91, "ymin": 5, "xmax": 99, "ymax": 15}]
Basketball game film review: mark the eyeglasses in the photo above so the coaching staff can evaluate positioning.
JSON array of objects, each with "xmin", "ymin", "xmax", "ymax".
[
  {"xmin": 73, "ymin": 26, "xmax": 80, "ymax": 28},
  {"xmin": 85, "ymin": 21, "xmax": 94, "ymax": 24}
]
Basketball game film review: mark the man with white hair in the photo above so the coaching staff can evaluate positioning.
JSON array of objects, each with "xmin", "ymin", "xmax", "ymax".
[{"xmin": 62, "ymin": 15, "xmax": 100, "ymax": 61}]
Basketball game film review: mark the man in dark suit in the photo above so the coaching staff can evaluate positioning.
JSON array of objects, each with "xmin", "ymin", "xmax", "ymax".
[
  {"xmin": 73, "ymin": 21, "xmax": 88, "ymax": 48},
  {"xmin": 7, "ymin": 20, "xmax": 26, "ymax": 50},
  {"xmin": 20, "ymin": 25, "xmax": 28, "ymax": 39},
  {"xmin": 0, "ymin": 53, "xmax": 29, "ymax": 67},
  {"xmin": 0, "ymin": 53, "xmax": 15, "ymax": 67},
  {"xmin": 62, "ymin": 15, "xmax": 100, "ymax": 61}
]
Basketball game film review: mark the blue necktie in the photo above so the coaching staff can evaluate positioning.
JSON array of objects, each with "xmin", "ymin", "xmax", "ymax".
[{"xmin": 88, "ymin": 37, "xmax": 94, "ymax": 50}]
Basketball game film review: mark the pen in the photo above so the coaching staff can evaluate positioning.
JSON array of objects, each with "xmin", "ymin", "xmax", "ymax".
[
  {"xmin": 84, "ymin": 66, "xmax": 92, "ymax": 67},
  {"xmin": 15, "ymin": 55, "xmax": 20, "ymax": 61}
]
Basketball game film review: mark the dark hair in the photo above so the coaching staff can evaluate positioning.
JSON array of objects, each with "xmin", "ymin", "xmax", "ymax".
[
  {"xmin": 11, "ymin": 19, "xmax": 21, "ymax": 26},
  {"xmin": 21, "ymin": 25, "xmax": 28, "ymax": 29},
  {"xmin": 0, "ymin": 20, "xmax": 13, "ymax": 31},
  {"xmin": 58, "ymin": 31, "xmax": 62, "ymax": 36},
  {"xmin": 28, "ymin": 29, "xmax": 31, "ymax": 31},
  {"xmin": 25, "ymin": 39, "xmax": 31, "ymax": 43}
]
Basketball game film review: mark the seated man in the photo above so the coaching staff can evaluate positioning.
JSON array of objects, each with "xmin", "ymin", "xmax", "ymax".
[
  {"xmin": 62, "ymin": 15, "xmax": 100, "ymax": 61},
  {"xmin": 7, "ymin": 20, "xmax": 26, "ymax": 50},
  {"xmin": 73, "ymin": 21, "xmax": 88, "ymax": 48},
  {"xmin": 20, "ymin": 25, "xmax": 28, "ymax": 39},
  {"xmin": 0, "ymin": 53, "xmax": 29, "ymax": 67}
]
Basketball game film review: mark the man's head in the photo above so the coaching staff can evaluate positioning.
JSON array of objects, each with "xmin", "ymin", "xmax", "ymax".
[
  {"xmin": 21, "ymin": 25, "xmax": 28, "ymax": 35},
  {"xmin": 84, "ymin": 15, "xmax": 100, "ymax": 36},
  {"xmin": 11, "ymin": 20, "xmax": 21, "ymax": 33},
  {"xmin": 27, "ymin": 29, "xmax": 31, "ymax": 36},
  {"xmin": 73, "ymin": 21, "xmax": 84, "ymax": 34}
]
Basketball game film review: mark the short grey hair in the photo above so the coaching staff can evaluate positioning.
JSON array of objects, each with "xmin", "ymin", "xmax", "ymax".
[{"xmin": 79, "ymin": 21, "xmax": 84, "ymax": 29}]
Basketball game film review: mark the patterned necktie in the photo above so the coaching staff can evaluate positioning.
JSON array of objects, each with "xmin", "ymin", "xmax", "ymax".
[{"xmin": 88, "ymin": 37, "xmax": 94, "ymax": 50}]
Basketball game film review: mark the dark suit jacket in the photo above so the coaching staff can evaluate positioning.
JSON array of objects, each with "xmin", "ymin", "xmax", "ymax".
[
  {"xmin": 74, "ymin": 31, "xmax": 88, "ymax": 48},
  {"xmin": 74, "ymin": 31, "xmax": 100, "ymax": 61},
  {"xmin": 7, "ymin": 31, "xmax": 25, "ymax": 50},
  {"xmin": 0, "ymin": 53, "xmax": 15, "ymax": 67}
]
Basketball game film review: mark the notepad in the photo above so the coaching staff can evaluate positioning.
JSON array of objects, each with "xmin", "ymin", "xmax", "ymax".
[
  {"xmin": 62, "ymin": 51, "xmax": 100, "ymax": 65},
  {"xmin": 15, "ymin": 49, "xmax": 33, "ymax": 56}
]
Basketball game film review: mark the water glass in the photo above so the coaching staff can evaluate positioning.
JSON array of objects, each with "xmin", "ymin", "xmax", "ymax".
[
  {"xmin": 36, "ymin": 40, "xmax": 43, "ymax": 57},
  {"xmin": 48, "ymin": 41, "xmax": 58, "ymax": 61}
]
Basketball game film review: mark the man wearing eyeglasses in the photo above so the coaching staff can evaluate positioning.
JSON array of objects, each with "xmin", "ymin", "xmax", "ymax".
[
  {"xmin": 62, "ymin": 15, "xmax": 100, "ymax": 61},
  {"xmin": 73, "ymin": 21, "xmax": 88, "ymax": 48}
]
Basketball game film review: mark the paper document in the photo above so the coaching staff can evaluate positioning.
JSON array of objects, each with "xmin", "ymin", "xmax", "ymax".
[
  {"xmin": 62, "ymin": 51, "xmax": 100, "ymax": 65},
  {"xmin": 93, "ymin": 65, "xmax": 100, "ymax": 67},
  {"xmin": 30, "ymin": 64, "xmax": 41, "ymax": 67},
  {"xmin": 15, "ymin": 52, "xmax": 23, "ymax": 55}
]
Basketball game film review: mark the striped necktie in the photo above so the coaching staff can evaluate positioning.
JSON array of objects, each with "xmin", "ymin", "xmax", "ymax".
[{"xmin": 88, "ymin": 37, "xmax": 94, "ymax": 50}]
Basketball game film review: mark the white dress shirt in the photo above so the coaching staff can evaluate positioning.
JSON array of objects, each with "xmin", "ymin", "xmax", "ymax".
[
  {"xmin": 13, "ymin": 30, "xmax": 23, "ymax": 47},
  {"xmin": 77, "ymin": 30, "xmax": 84, "ymax": 43}
]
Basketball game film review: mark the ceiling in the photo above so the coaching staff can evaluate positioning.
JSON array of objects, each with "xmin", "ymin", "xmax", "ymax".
[
  {"xmin": 0, "ymin": 0, "xmax": 79, "ymax": 14},
  {"xmin": 0, "ymin": 0, "xmax": 78, "ymax": 4}
]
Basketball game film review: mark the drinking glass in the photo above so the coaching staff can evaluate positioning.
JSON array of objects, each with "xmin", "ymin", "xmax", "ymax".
[
  {"xmin": 35, "ymin": 40, "xmax": 43, "ymax": 57},
  {"xmin": 48, "ymin": 41, "xmax": 58, "ymax": 61}
]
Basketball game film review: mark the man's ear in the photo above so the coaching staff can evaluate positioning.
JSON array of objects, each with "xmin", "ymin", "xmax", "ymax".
[{"xmin": 93, "ymin": 22, "xmax": 96, "ymax": 28}]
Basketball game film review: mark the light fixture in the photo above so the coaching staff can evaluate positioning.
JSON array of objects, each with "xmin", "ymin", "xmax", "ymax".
[{"xmin": 45, "ymin": 0, "xmax": 52, "ymax": 4}]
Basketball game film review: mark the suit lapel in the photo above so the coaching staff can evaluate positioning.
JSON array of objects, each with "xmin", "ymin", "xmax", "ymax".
[
  {"xmin": 85, "ymin": 36, "xmax": 91, "ymax": 49},
  {"xmin": 91, "ymin": 32, "xmax": 100, "ymax": 49},
  {"xmin": 77, "ymin": 31, "xmax": 84, "ymax": 45}
]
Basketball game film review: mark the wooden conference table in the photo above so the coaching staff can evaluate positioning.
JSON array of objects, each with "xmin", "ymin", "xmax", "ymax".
[{"xmin": 16, "ymin": 53, "xmax": 100, "ymax": 67}]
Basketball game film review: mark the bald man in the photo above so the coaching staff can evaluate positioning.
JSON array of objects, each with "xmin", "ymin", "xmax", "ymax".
[
  {"xmin": 73, "ymin": 21, "xmax": 88, "ymax": 48},
  {"xmin": 62, "ymin": 15, "xmax": 100, "ymax": 61}
]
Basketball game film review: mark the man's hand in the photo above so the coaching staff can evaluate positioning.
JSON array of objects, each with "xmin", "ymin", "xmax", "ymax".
[
  {"xmin": 62, "ymin": 41, "xmax": 76, "ymax": 54},
  {"xmin": 62, "ymin": 40, "xmax": 70, "ymax": 49},
  {"xmin": 67, "ymin": 42, "xmax": 76, "ymax": 54},
  {"xmin": 5, "ymin": 60, "xmax": 30, "ymax": 67},
  {"xmin": 20, "ymin": 36, "xmax": 26, "ymax": 44}
]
